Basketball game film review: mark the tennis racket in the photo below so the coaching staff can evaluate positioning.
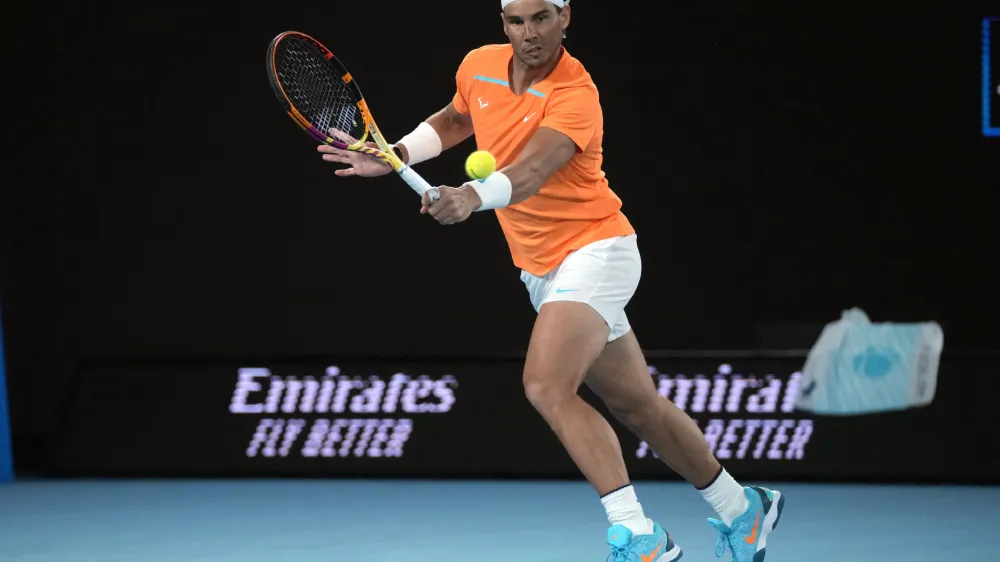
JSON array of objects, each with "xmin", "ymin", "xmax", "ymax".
[{"xmin": 266, "ymin": 31, "xmax": 439, "ymax": 202}]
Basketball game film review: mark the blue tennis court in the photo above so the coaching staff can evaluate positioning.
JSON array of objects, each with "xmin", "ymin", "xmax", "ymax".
[{"xmin": 0, "ymin": 479, "xmax": 991, "ymax": 561}]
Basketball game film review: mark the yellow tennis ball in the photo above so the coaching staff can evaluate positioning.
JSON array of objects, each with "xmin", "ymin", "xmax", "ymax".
[{"xmin": 465, "ymin": 150, "xmax": 496, "ymax": 180}]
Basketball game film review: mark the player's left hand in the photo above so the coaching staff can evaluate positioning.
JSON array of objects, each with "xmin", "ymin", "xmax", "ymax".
[{"xmin": 421, "ymin": 185, "xmax": 482, "ymax": 225}]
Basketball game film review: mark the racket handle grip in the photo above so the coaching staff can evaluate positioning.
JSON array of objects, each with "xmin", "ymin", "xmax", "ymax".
[{"xmin": 398, "ymin": 165, "xmax": 440, "ymax": 202}]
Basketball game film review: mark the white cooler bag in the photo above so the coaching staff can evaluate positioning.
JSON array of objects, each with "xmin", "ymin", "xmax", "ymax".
[{"xmin": 795, "ymin": 308, "xmax": 944, "ymax": 415}]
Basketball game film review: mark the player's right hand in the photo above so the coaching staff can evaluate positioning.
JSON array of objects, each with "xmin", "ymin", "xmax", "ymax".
[{"xmin": 317, "ymin": 128, "xmax": 392, "ymax": 178}]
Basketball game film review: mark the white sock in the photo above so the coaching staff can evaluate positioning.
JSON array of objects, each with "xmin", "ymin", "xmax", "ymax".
[
  {"xmin": 601, "ymin": 485, "xmax": 654, "ymax": 536},
  {"xmin": 699, "ymin": 468, "xmax": 750, "ymax": 527}
]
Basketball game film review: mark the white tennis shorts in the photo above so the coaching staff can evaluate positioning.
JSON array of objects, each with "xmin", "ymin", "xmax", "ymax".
[{"xmin": 520, "ymin": 234, "xmax": 641, "ymax": 342}]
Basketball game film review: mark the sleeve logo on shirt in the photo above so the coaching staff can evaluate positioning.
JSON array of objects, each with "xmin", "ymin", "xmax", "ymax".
[
  {"xmin": 478, "ymin": 97, "xmax": 489, "ymax": 109},
  {"xmin": 523, "ymin": 112, "xmax": 536, "ymax": 122}
]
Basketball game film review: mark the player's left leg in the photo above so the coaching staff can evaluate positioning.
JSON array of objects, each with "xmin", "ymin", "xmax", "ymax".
[
  {"xmin": 585, "ymin": 329, "xmax": 786, "ymax": 562},
  {"xmin": 520, "ymin": 234, "xmax": 681, "ymax": 561}
]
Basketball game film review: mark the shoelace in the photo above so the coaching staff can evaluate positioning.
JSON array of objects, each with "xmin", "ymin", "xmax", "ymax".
[
  {"xmin": 714, "ymin": 523, "xmax": 751, "ymax": 558},
  {"xmin": 606, "ymin": 545, "xmax": 632, "ymax": 562}
]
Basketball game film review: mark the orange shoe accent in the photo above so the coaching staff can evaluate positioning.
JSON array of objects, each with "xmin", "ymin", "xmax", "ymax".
[
  {"xmin": 744, "ymin": 512, "xmax": 761, "ymax": 544},
  {"xmin": 639, "ymin": 539, "xmax": 665, "ymax": 562}
]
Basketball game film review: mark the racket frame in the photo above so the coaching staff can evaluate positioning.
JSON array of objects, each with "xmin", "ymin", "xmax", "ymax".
[{"xmin": 266, "ymin": 31, "xmax": 438, "ymax": 200}]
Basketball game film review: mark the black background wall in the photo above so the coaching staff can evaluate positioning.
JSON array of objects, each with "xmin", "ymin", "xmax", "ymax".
[{"xmin": 2, "ymin": 1, "xmax": 998, "ymax": 474}]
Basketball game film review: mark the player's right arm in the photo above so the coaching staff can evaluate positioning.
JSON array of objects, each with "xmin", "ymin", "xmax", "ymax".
[{"xmin": 395, "ymin": 103, "xmax": 474, "ymax": 165}]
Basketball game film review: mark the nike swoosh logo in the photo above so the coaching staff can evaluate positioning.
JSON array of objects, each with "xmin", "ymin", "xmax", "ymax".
[
  {"xmin": 744, "ymin": 512, "xmax": 761, "ymax": 544},
  {"xmin": 523, "ymin": 112, "xmax": 536, "ymax": 122},
  {"xmin": 639, "ymin": 539, "xmax": 664, "ymax": 562},
  {"xmin": 554, "ymin": 288, "xmax": 578, "ymax": 293}
]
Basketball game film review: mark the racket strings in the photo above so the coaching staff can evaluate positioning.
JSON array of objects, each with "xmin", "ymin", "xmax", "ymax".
[{"xmin": 273, "ymin": 38, "xmax": 366, "ymax": 143}]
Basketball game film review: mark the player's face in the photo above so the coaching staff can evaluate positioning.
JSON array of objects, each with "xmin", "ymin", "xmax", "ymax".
[{"xmin": 501, "ymin": 1, "xmax": 569, "ymax": 68}]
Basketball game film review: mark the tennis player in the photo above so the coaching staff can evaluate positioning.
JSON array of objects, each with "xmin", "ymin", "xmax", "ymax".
[{"xmin": 317, "ymin": 1, "xmax": 785, "ymax": 559}]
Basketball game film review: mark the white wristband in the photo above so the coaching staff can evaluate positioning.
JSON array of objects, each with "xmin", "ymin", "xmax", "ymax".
[
  {"xmin": 395, "ymin": 122, "xmax": 442, "ymax": 166},
  {"xmin": 466, "ymin": 171, "xmax": 512, "ymax": 211}
]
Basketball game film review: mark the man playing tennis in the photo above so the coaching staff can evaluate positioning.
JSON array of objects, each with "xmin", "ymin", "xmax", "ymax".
[{"xmin": 317, "ymin": 1, "xmax": 785, "ymax": 560}]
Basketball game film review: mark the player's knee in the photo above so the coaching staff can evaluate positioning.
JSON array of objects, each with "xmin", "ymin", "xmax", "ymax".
[
  {"xmin": 616, "ymin": 408, "xmax": 650, "ymax": 436},
  {"xmin": 606, "ymin": 394, "xmax": 659, "ymax": 434},
  {"xmin": 522, "ymin": 369, "xmax": 576, "ymax": 414}
]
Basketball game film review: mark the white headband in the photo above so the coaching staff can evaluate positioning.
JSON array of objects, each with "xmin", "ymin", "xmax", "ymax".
[{"xmin": 501, "ymin": 0, "xmax": 567, "ymax": 8}]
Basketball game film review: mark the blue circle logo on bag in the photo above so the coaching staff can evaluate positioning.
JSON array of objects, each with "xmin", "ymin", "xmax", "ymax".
[{"xmin": 852, "ymin": 346, "xmax": 899, "ymax": 378}]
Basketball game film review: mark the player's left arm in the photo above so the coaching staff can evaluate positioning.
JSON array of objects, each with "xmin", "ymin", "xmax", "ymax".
[
  {"xmin": 422, "ymin": 85, "xmax": 597, "ymax": 224},
  {"xmin": 493, "ymin": 127, "xmax": 578, "ymax": 206},
  {"xmin": 483, "ymin": 85, "xmax": 598, "ymax": 208}
]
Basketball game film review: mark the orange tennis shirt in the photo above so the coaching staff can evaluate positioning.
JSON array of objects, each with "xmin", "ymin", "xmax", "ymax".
[{"xmin": 451, "ymin": 44, "xmax": 635, "ymax": 276}]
